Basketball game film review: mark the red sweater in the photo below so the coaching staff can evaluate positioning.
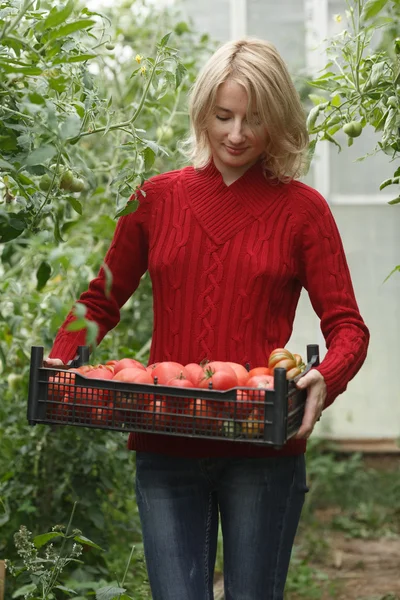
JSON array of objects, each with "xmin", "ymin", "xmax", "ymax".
[{"xmin": 50, "ymin": 160, "xmax": 369, "ymax": 458}]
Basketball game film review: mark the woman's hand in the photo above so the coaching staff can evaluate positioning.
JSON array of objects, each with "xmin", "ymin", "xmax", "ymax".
[
  {"xmin": 43, "ymin": 358, "xmax": 65, "ymax": 368},
  {"xmin": 294, "ymin": 369, "xmax": 327, "ymax": 439}
]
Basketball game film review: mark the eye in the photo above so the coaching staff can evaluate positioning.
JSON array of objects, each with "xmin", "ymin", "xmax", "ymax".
[{"xmin": 216, "ymin": 116, "xmax": 230, "ymax": 121}]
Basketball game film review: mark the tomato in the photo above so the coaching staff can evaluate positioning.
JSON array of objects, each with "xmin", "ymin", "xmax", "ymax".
[
  {"xmin": 114, "ymin": 358, "xmax": 145, "ymax": 375},
  {"xmin": 48, "ymin": 370, "xmax": 77, "ymax": 401},
  {"xmin": 245, "ymin": 374, "xmax": 274, "ymax": 401},
  {"xmin": 268, "ymin": 348, "xmax": 294, "ymax": 369},
  {"xmin": 292, "ymin": 354, "xmax": 304, "ymax": 367},
  {"xmin": 286, "ymin": 366, "xmax": 302, "ymax": 380},
  {"xmin": 227, "ymin": 389, "xmax": 253, "ymax": 420},
  {"xmin": 139, "ymin": 398, "xmax": 171, "ymax": 430},
  {"xmin": 247, "ymin": 366, "xmax": 271, "ymax": 378},
  {"xmin": 59, "ymin": 170, "xmax": 74, "ymax": 190},
  {"xmin": 186, "ymin": 398, "xmax": 222, "ymax": 434},
  {"xmin": 271, "ymin": 358, "xmax": 297, "ymax": 371},
  {"xmin": 343, "ymin": 121, "xmax": 362, "ymax": 138},
  {"xmin": 184, "ymin": 363, "xmax": 204, "ymax": 386},
  {"xmin": 151, "ymin": 361, "xmax": 188, "ymax": 385},
  {"xmin": 245, "ymin": 407, "xmax": 265, "ymax": 438},
  {"xmin": 225, "ymin": 362, "xmax": 250, "ymax": 385},
  {"xmin": 39, "ymin": 174, "xmax": 52, "ymax": 191},
  {"xmin": 70, "ymin": 178, "xmax": 85, "ymax": 193}
]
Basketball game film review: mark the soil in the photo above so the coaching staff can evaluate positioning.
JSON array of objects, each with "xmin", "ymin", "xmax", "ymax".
[
  {"xmin": 312, "ymin": 529, "xmax": 400, "ymax": 599},
  {"xmin": 213, "ymin": 455, "xmax": 400, "ymax": 600}
]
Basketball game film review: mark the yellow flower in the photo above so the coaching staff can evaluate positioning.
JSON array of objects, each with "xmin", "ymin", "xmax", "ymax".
[
  {"xmin": 135, "ymin": 54, "xmax": 143, "ymax": 64},
  {"xmin": 334, "ymin": 13, "xmax": 342, "ymax": 23},
  {"xmin": 140, "ymin": 65, "xmax": 147, "ymax": 75}
]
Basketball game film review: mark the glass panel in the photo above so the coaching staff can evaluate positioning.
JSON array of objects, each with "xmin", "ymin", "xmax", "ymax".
[
  {"xmin": 180, "ymin": 0, "xmax": 231, "ymax": 42},
  {"xmin": 247, "ymin": 0, "xmax": 306, "ymax": 70}
]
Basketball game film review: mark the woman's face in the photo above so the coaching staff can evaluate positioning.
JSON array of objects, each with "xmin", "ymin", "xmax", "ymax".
[{"xmin": 206, "ymin": 79, "xmax": 268, "ymax": 179}]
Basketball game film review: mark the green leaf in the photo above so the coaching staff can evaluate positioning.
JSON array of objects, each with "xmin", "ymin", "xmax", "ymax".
[
  {"xmin": 25, "ymin": 145, "xmax": 57, "ymax": 166},
  {"xmin": 66, "ymin": 318, "xmax": 87, "ymax": 331},
  {"xmin": 0, "ymin": 158, "xmax": 14, "ymax": 170},
  {"xmin": 34, "ymin": 531, "xmax": 64, "ymax": 548},
  {"xmin": 54, "ymin": 53, "xmax": 97, "ymax": 64},
  {"xmin": 175, "ymin": 63, "xmax": 187, "ymax": 88},
  {"xmin": 115, "ymin": 200, "xmax": 138, "ymax": 218},
  {"xmin": 36, "ymin": 261, "xmax": 52, "ymax": 291},
  {"xmin": 306, "ymin": 103, "xmax": 328, "ymax": 132},
  {"xmin": 12, "ymin": 584, "xmax": 37, "ymax": 598},
  {"xmin": 54, "ymin": 214, "xmax": 65, "ymax": 243},
  {"xmin": 48, "ymin": 19, "xmax": 96, "ymax": 41},
  {"xmin": 74, "ymin": 534, "xmax": 103, "ymax": 550},
  {"xmin": 383, "ymin": 264, "xmax": 400, "ymax": 282},
  {"xmin": 44, "ymin": 0, "xmax": 74, "ymax": 29},
  {"xmin": 74, "ymin": 302, "xmax": 87, "ymax": 318},
  {"xmin": 159, "ymin": 32, "xmax": 172, "ymax": 47},
  {"xmin": 143, "ymin": 146, "xmax": 155, "ymax": 171},
  {"xmin": 96, "ymin": 586, "xmax": 127, "ymax": 600},
  {"xmin": 380, "ymin": 177, "xmax": 399, "ymax": 190},
  {"xmin": 102, "ymin": 262, "xmax": 113, "ymax": 299},
  {"xmin": 388, "ymin": 196, "xmax": 400, "ymax": 205},
  {"xmin": 60, "ymin": 114, "xmax": 82, "ymax": 140},
  {"xmin": 308, "ymin": 94, "xmax": 328, "ymax": 106},
  {"xmin": 67, "ymin": 196, "xmax": 83, "ymax": 215},
  {"xmin": 361, "ymin": 0, "xmax": 389, "ymax": 21}
]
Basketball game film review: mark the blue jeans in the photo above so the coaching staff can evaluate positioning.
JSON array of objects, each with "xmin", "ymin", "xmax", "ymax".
[{"xmin": 135, "ymin": 452, "xmax": 308, "ymax": 600}]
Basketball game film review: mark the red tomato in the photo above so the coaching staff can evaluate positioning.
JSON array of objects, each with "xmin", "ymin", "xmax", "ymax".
[
  {"xmin": 226, "ymin": 389, "xmax": 253, "ymax": 420},
  {"xmin": 245, "ymin": 374, "xmax": 274, "ymax": 400},
  {"xmin": 198, "ymin": 367, "xmax": 238, "ymax": 391},
  {"xmin": 48, "ymin": 369, "xmax": 78, "ymax": 401},
  {"xmin": 151, "ymin": 361, "xmax": 189, "ymax": 385},
  {"xmin": 247, "ymin": 366, "xmax": 272, "ymax": 378},
  {"xmin": 225, "ymin": 362, "xmax": 250, "ymax": 386},
  {"xmin": 113, "ymin": 368, "xmax": 152, "ymax": 383},
  {"xmin": 184, "ymin": 363, "xmax": 204, "ymax": 386},
  {"xmin": 186, "ymin": 398, "xmax": 222, "ymax": 434},
  {"xmin": 139, "ymin": 398, "xmax": 171, "ymax": 431},
  {"xmin": 113, "ymin": 358, "xmax": 146, "ymax": 375}
]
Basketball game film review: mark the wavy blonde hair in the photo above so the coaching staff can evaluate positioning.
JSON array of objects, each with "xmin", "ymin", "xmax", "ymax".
[{"xmin": 186, "ymin": 38, "xmax": 309, "ymax": 182}]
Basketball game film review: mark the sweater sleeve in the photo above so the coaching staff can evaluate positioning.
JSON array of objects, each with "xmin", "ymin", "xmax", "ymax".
[
  {"xmin": 295, "ymin": 186, "xmax": 370, "ymax": 408},
  {"xmin": 49, "ymin": 174, "xmax": 170, "ymax": 364}
]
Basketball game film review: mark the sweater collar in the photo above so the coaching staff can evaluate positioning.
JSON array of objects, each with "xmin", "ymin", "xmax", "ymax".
[{"xmin": 184, "ymin": 159, "xmax": 287, "ymax": 245}]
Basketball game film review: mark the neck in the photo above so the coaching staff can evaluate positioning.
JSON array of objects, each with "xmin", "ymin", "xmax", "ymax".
[{"xmin": 212, "ymin": 156, "xmax": 261, "ymax": 186}]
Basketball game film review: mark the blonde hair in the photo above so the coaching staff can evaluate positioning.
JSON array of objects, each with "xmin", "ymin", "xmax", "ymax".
[{"xmin": 186, "ymin": 38, "xmax": 309, "ymax": 182}]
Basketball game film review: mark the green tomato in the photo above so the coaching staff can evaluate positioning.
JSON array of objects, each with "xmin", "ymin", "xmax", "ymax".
[
  {"xmin": 388, "ymin": 96, "xmax": 397, "ymax": 108},
  {"xmin": 343, "ymin": 121, "xmax": 363, "ymax": 138},
  {"xmin": 39, "ymin": 174, "xmax": 52, "ymax": 191},
  {"xmin": 156, "ymin": 125, "xmax": 174, "ymax": 142},
  {"xmin": 105, "ymin": 43, "xmax": 115, "ymax": 50},
  {"xmin": 70, "ymin": 178, "xmax": 85, "ymax": 193},
  {"xmin": 59, "ymin": 170, "xmax": 74, "ymax": 190}
]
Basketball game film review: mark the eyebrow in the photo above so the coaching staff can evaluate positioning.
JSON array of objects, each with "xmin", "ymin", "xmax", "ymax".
[{"xmin": 215, "ymin": 105, "xmax": 260, "ymax": 116}]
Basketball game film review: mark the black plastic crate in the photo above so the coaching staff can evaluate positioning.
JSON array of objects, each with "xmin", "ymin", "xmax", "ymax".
[{"xmin": 27, "ymin": 345, "xmax": 320, "ymax": 448}]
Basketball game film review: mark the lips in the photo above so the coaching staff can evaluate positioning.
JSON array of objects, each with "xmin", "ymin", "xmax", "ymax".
[{"xmin": 225, "ymin": 145, "xmax": 247, "ymax": 156}]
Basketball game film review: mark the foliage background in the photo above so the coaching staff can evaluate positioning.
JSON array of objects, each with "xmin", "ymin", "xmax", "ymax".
[{"xmin": 1, "ymin": 0, "xmax": 399, "ymax": 597}]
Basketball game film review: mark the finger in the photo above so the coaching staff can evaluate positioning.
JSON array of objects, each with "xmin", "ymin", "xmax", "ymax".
[{"xmin": 295, "ymin": 399, "xmax": 319, "ymax": 439}]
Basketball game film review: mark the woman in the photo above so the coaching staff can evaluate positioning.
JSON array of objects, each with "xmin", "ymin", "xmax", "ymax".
[{"xmin": 47, "ymin": 39, "xmax": 369, "ymax": 599}]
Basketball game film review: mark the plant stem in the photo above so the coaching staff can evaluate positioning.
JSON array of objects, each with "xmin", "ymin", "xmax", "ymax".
[
  {"xmin": 67, "ymin": 54, "xmax": 160, "ymax": 143},
  {"xmin": 121, "ymin": 544, "xmax": 136, "ymax": 587},
  {"xmin": 42, "ymin": 501, "xmax": 78, "ymax": 598},
  {"xmin": 0, "ymin": 0, "xmax": 35, "ymax": 41}
]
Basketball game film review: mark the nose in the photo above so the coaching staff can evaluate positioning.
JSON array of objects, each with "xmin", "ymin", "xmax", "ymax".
[{"xmin": 227, "ymin": 119, "xmax": 246, "ymax": 145}]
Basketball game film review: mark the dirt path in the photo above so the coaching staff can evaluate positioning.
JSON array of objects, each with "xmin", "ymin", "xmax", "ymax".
[
  {"xmin": 212, "ymin": 526, "xmax": 400, "ymax": 600},
  {"xmin": 315, "ymin": 532, "xmax": 400, "ymax": 600}
]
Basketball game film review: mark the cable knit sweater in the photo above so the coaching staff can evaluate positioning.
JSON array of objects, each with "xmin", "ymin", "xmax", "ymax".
[{"xmin": 50, "ymin": 159, "xmax": 369, "ymax": 458}]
